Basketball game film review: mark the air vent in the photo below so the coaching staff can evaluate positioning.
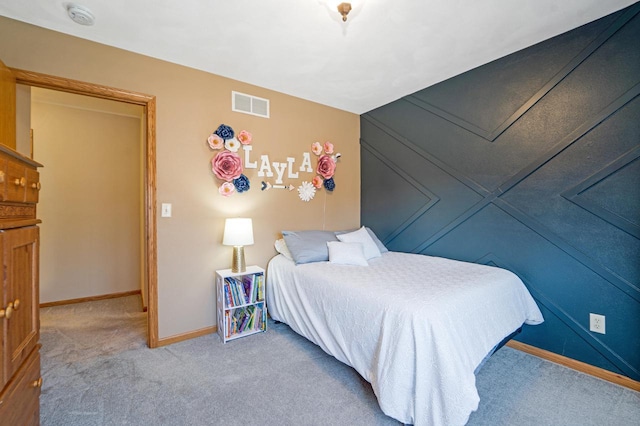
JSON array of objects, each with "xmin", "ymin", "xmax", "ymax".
[{"xmin": 232, "ymin": 91, "xmax": 270, "ymax": 118}]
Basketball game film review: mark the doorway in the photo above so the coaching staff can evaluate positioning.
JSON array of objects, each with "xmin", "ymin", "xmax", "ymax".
[
  {"xmin": 12, "ymin": 68, "xmax": 159, "ymax": 348},
  {"xmin": 32, "ymin": 87, "xmax": 144, "ymax": 304}
]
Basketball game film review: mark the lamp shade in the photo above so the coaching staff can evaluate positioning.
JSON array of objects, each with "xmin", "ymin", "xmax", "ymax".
[{"xmin": 223, "ymin": 218, "xmax": 254, "ymax": 246}]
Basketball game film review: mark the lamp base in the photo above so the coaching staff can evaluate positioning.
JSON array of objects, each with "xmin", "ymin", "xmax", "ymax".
[{"xmin": 231, "ymin": 246, "xmax": 246, "ymax": 273}]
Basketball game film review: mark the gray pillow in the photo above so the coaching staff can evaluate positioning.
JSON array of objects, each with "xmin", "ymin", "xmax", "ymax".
[
  {"xmin": 365, "ymin": 227, "xmax": 389, "ymax": 253},
  {"xmin": 282, "ymin": 230, "xmax": 339, "ymax": 264}
]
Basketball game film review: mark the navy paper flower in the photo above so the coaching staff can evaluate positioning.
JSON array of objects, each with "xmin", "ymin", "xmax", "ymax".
[
  {"xmin": 215, "ymin": 124, "xmax": 235, "ymax": 140},
  {"xmin": 324, "ymin": 177, "xmax": 335, "ymax": 191},
  {"xmin": 233, "ymin": 174, "xmax": 250, "ymax": 193}
]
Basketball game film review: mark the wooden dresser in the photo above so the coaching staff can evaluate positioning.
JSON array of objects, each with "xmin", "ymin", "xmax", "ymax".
[{"xmin": 0, "ymin": 145, "xmax": 42, "ymax": 425}]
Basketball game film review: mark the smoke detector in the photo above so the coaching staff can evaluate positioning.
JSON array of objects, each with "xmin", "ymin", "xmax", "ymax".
[{"xmin": 66, "ymin": 4, "xmax": 95, "ymax": 26}]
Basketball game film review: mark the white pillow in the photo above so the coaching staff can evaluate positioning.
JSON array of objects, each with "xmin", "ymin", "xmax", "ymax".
[
  {"xmin": 336, "ymin": 226, "xmax": 381, "ymax": 260},
  {"xmin": 274, "ymin": 238, "xmax": 293, "ymax": 260},
  {"xmin": 327, "ymin": 241, "xmax": 368, "ymax": 266}
]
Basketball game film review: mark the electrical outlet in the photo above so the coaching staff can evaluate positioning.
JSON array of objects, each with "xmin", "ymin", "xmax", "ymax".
[{"xmin": 589, "ymin": 313, "xmax": 605, "ymax": 334}]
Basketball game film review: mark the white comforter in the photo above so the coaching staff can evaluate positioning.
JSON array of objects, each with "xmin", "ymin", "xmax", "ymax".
[{"xmin": 267, "ymin": 252, "xmax": 543, "ymax": 426}]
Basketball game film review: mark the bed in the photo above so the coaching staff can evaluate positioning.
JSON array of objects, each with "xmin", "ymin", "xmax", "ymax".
[{"xmin": 266, "ymin": 228, "xmax": 544, "ymax": 426}]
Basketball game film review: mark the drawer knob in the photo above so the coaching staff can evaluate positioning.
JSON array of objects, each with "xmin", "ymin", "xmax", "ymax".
[
  {"xmin": 14, "ymin": 177, "xmax": 26, "ymax": 187},
  {"xmin": 31, "ymin": 182, "xmax": 41, "ymax": 190},
  {"xmin": 31, "ymin": 377, "xmax": 43, "ymax": 388},
  {"xmin": 0, "ymin": 170, "xmax": 4, "ymax": 183},
  {"xmin": 0, "ymin": 300, "xmax": 21, "ymax": 319}
]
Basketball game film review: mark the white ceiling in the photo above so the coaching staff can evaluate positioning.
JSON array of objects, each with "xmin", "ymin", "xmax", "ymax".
[{"xmin": 0, "ymin": 0, "xmax": 636, "ymax": 114}]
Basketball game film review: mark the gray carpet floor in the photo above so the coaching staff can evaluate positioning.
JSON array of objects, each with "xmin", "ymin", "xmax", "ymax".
[{"xmin": 40, "ymin": 295, "xmax": 639, "ymax": 425}]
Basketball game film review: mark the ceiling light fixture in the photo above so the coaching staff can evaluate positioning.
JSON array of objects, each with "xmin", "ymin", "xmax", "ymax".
[
  {"xmin": 337, "ymin": 2, "xmax": 352, "ymax": 21},
  {"xmin": 66, "ymin": 3, "xmax": 95, "ymax": 26}
]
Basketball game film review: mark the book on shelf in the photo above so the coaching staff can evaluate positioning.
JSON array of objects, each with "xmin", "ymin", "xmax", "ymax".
[
  {"xmin": 234, "ymin": 308, "xmax": 245, "ymax": 332},
  {"xmin": 224, "ymin": 277, "xmax": 236, "ymax": 307},
  {"xmin": 253, "ymin": 305, "xmax": 262, "ymax": 331},
  {"xmin": 223, "ymin": 282, "xmax": 232, "ymax": 307},
  {"xmin": 246, "ymin": 305, "xmax": 256, "ymax": 330},
  {"xmin": 242, "ymin": 274, "xmax": 254, "ymax": 304},
  {"xmin": 242, "ymin": 307, "xmax": 252, "ymax": 332},
  {"xmin": 230, "ymin": 315, "xmax": 237, "ymax": 336},
  {"xmin": 257, "ymin": 274, "xmax": 264, "ymax": 301},
  {"xmin": 235, "ymin": 277, "xmax": 245, "ymax": 304}
]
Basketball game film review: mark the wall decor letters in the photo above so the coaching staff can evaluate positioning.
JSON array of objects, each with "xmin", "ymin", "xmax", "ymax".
[{"xmin": 207, "ymin": 125, "xmax": 340, "ymax": 201}]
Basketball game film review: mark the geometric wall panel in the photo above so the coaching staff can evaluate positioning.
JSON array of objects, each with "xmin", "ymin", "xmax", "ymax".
[
  {"xmin": 473, "ymin": 252, "xmax": 630, "ymax": 376},
  {"xmin": 361, "ymin": 143, "xmax": 439, "ymax": 244},
  {"xmin": 361, "ymin": 3, "xmax": 640, "ymax": 380},
  {"xmin": 562, "ymin": 147, "xmax": 640, "ymax": 238},
  {"xmin": 406, "ymin": 8, "xmax": 632, "ymax": 142}
]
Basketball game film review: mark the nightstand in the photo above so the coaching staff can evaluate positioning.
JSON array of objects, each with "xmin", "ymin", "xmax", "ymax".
[{"xmin": 216, "ymin": 266, "xmax": 267, "ymax": 343}]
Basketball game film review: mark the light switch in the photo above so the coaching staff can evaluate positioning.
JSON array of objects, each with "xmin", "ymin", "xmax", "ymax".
[{"xmin": 161, "ymin": 203, "xmax": 172, "ymax": 217}]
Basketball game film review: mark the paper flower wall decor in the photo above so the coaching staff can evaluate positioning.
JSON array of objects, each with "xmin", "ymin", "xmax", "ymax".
[
  {"xmin": 219, "ymin": 182, "xmax": 235, "ymax": 197},
  {"xmin": 237, "ymin": 130, "xmax": 252, "ymax": 145},
  {"xmin": 301, "ymin": 140, "xmax": 340, "ymax": 201},
  {"xmin": 298, "ymin": 181, "xmax": 316, "ymax": 202},
  {"xmin": 207, "ymin": 124, "xmax": 252, "ymax": 197}
]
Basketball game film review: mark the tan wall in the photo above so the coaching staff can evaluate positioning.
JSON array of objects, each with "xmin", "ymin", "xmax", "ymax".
[
  {"xmin": 31, "ymin": 89, "xmax": 143, "ymax": 303},
  {"xmin": 0, "ymin": 17, "xmax": 361, "ymax": 339}
]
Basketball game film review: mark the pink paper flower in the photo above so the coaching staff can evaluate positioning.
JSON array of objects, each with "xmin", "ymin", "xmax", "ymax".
[
  {"xmin": 212, "ymin": 150, "xmax": 243, "ymax": 181},
  {"xmin": 219, "ymin": 182, "xmax": 235, "ymax": 197},
  {"xmin": 237, "ymin": 130, "xmax": 252, "ymax": 145},
  {"xmin": 316, "ymin": 155, "xmax": 336, "ymax": 179},
  {"xmin": 323, "ymin": 141, "xmax": 334, "ymax": 154},
  {"xmin": 311, "ymin": 142, "xmax": 323, "ymax": 156},
  {"xmin": 312, "ymin": 175, "xmax": 323, "ymax": 189},
  {"xmin": 207, "ymin": 133, "xmax": 224, "ymax": 150}
]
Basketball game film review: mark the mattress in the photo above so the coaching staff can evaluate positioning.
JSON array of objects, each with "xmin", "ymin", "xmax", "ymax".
[{"xmin": 267, "ymin": 251, "xmax": 543, "ymax": 426}]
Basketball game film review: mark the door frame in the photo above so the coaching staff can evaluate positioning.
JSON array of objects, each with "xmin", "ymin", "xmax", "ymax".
[{"xmin": 12, "ymin": 67, "xmax": 159, "ymax": 348}]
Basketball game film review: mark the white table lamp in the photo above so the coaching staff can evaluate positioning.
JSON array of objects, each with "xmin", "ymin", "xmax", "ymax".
[{"xmin": 223, "ymin": 218, "xmax": 254, "ymax": 273}]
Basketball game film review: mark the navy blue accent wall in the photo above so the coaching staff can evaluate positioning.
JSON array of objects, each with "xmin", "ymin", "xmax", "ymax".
[{"xmin": 361, "ymin": 4, "xmax": 640, "ymax": 380}]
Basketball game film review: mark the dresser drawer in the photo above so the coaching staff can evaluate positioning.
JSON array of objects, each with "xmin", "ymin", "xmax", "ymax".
[
  {"xmin": 24, "ymin": 168, "xmax": 40, "ymax": 203},
  {"xmin": 5, "ymin": 158, "xmax": 28, "ymax": 202},
  {"xmin": 0, "ymin": 152, "xmax": 40, "ymax": 224},
  {"xmin": 0, "ymin": 149, "xmax": 41, "ymax": 208},
  {"xmin": 0, "ymin": 348, "xmax": 41, "ymax": 426}
]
